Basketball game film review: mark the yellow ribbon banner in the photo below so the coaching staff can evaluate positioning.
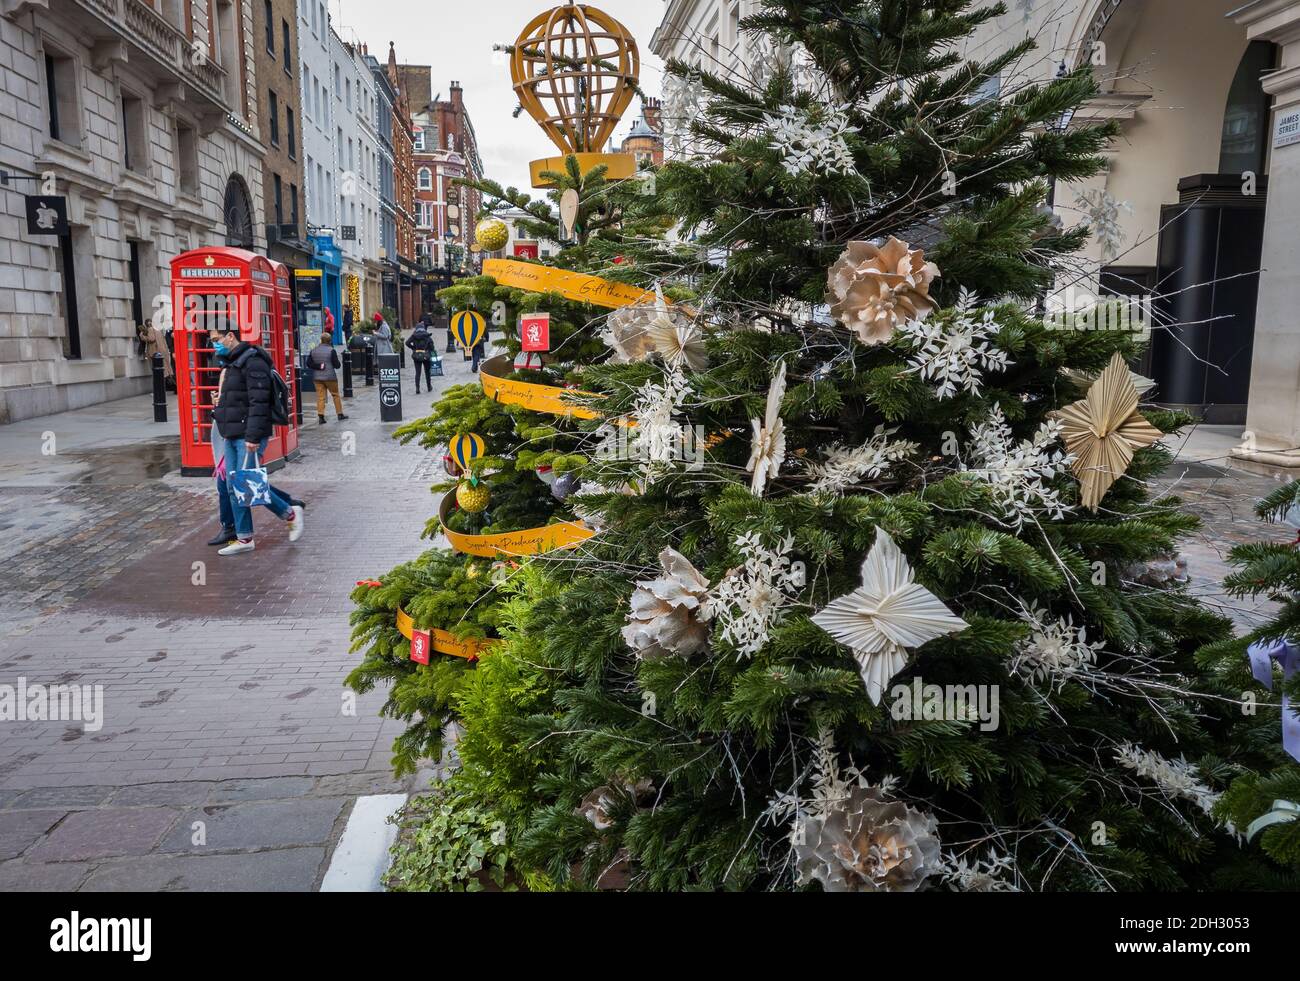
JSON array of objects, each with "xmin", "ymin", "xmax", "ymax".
[
  {"xmin": 395, "ymin": 606, "xmax": 499, "ymax": 661},
  {"xmin": 438, "ymin": 491, "xmax": 595, "ymax": 558},
  {"xmin": 483, "ymin": 259, "xmax": 656, "ymax": 310},
  {"xmin": 479, "ymin": 355, "xmax": 604, "ymax": 420}
]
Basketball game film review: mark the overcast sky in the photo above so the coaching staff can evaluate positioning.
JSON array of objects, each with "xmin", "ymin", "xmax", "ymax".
[{"xmin": 330, "ymin": 0, "xmax": 668, "ymax": 196}]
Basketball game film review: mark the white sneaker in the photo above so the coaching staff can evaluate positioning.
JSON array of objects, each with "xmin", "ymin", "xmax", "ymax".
[
  {"xmin": 219, "ymin": 539, "xmax": 255, "ymax": 556},
  {"xmin": 288, "ymin": 505, "xmax": 305, "ymax": 542}
]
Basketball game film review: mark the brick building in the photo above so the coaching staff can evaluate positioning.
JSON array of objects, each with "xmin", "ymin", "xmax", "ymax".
[
  {"xmin": 621, "ymin": 97, "xmax": 665, "ymax": 168},
  {"xmin": 386, "ymin": 42, "xmax": 417, "ymax": 327},
  {"xmin": 252, "ymin": 0, "xmax": 308, "ymax": 270},
  {"xmin": 0, "ymin": 0, "xmax": 264, "ymax": 422}
]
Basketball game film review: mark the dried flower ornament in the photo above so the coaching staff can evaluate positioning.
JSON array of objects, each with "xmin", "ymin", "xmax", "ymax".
[{"xmin": 826, "ymin": 237, "xmax": 939, "ymax": 345}]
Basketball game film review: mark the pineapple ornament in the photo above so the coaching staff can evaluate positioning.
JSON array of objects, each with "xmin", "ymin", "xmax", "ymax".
[{"xmin": 456, "ymin": 474, "xmax": 491, "ymax": 514}]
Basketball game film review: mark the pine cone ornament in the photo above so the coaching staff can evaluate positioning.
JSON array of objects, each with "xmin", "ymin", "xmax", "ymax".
[
  {"xmin": 474, "ymin": 217, "xmax": 509, "ymax": 253},
  {"xmin": 794, "ymin": 785, "xmax": 941, "ymax": 892},
  {"xmin": 826, "ymin": 236, "xmax": 939, "ymax": 345},
  {"xmin": 456, "ymin": 479, "xmax": 491, "ymax": 514},
  {"xmin": 621, "ymin": 547, "xmax": 713, "ymax": 659}
]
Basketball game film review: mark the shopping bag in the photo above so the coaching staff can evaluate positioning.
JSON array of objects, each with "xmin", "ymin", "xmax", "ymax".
[{"xmin": 229, "ymin": 446, "xmax": 272, "ymax": 507}]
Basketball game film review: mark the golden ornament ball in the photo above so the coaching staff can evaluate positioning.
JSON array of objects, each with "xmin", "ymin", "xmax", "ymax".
[
  {"xmin": 456, "ymin": 479, "xmax": 491, "ymax": 514},
  {"xmin": 475, "ymin": 218, "xmax": 509, "ymax": 253}
]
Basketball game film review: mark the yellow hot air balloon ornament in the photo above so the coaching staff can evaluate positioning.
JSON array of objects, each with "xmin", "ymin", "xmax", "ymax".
[{"xmin": 451, "ymin": 309, "xmax": 488, "ymax": 352}]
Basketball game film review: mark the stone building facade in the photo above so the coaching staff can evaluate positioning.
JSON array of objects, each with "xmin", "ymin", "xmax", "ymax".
[
  {"xmin": 252, "ymin": 0, "xmax": 307, "ymax": 269},
  {"xmin": 328, "ymin": 25, "xmax": 380, "ymax": 324},
  {"xmin": 0, "ymin": 0, "xmax": 265, "ymax": 423}
]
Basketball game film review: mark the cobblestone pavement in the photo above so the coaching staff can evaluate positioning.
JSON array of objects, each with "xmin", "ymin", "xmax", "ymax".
[{"xmin": 0, "ymin": 343, "xmax": 479, "ymax": 890}]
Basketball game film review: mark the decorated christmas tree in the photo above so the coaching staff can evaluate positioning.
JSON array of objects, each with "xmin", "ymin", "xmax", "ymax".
[
  {"xmin": 355, "ymin": 0, "xmax": 1288, "ymax": 892},
  {"xmin": 1202, "ymin": 481, "xmax": 1300, "ymax": 885}
]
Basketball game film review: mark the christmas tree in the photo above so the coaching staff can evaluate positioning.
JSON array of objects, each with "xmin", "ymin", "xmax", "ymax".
[
  {"xmin": 347, "ymin": 154, "xmax": 680, "ymax": 776},
  {"xmin": 394, "ymin": 0, "xmax": 1291, "ymax": 892},
  {"xmin": 1202, "ymin": 481, "xmax": 1300, "ymax": 886}
]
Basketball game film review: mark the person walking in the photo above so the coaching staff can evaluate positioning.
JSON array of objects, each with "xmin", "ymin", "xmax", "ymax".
[
  {"xmin": 323, "ymin": 305, "xmax": 336, "ymax": 344},
  {"xmin": 210, "ymin": 326, "xmax": 304, "ymax": 556},
  {"xmin": 405, "ymin": 318, "xmax": 436, "ymax": 394},
  {"xmin": 372, "ymin": 312, "xmax": 395, "ymax": 355},
  {"xmin": 204, "ymin": 331, "xmax": 305, "ymax": 549},
  {"xmin": 309, "ymin": 331, "xmax": 349, "ymax": 424},
  {"xmin": 342, "ymin": 304, "xmax": 354, "ymax": 342}
]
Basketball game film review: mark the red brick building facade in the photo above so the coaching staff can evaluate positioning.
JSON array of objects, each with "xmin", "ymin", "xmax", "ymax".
[{"xmin": 386, "ymin": 44, "xmax": 418, "ymax": 327}]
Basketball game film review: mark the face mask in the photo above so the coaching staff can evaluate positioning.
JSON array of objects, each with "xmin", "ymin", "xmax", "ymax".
[{"xmin": 212, "ymin": 340, "xmax": 230, "ymax": 357}]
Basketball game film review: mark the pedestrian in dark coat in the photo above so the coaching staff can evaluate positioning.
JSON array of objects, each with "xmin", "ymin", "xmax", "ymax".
[{"xmin": 405, "ymin": 321, "xmax": 436, "ymax": 393}]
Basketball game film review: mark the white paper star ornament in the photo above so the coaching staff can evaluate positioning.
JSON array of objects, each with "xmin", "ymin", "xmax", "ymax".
[
  {"xmin": 811, "ymin": 530, "xmax": 968, "ymax": 703},
  {"xmin": 746, "ymin": 360, "xmax": 788, "ymax": 496}
]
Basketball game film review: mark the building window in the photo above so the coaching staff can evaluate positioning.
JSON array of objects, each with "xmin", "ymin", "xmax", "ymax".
[
  {"xmin": 282, "ymin": 20, "xmax": 292, "ymax": 73},
  {"xmin": 175, "ymin": 121, "xmax": 198, "ymax": 195},
  {"xmin": 301, "ymin": 68, "xmax": 311, "ymax": 119},
  {"xmin": 287, "ymin": 107, "xmax": 296, "ymax": 159},
  {"xmin": 273, "ymin": 174, "xmax": 283, "ymax": 225},
  {"xmin": 121, "ymin": 90, "xmax": 146, "ymax": 173},
  {"xmin": 290, "ymin": 184, "xmax": 299, "ymax": 226},
  {"xmin": 268, "ymin": 90, "xmax": 279, "ymax": 145},
  {"xmin": 264, "ymin": 1, "xmax": 274, "ymax": 54},
  {"xmin": 43, "ymin": 50, "xmax": 80, "ymax": 144},
  {"xmin": 413, "ymin": 128, "xmax": 424, "ymax": 151},
  {"xmin": 334, "ymin": 64, "xmax": 341, "ymax": 98},
  {"xmin": 345, "ymin": 78, "xmax": 351, "ymax": 111},
  {"xmin": 418, "ymin": 167, "xmax": 432, "ymax": 190}
]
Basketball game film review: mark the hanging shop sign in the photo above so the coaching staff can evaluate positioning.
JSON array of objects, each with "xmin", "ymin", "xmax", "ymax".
[
  {"xmin": 25, "ymin": 195, "xmax": 68, "ymax": 235},
  {"xmin": 438, "ymin": 490, "xmax": 595, "ymax": 558},
  {"xmin": 483, "ymin": 258, "xmax": 656, "ymax": 309}
]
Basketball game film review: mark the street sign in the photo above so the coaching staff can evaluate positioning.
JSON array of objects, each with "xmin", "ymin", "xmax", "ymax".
[
  {"xmin": 378, "ymin": 353, "xmax": 403, "ymax": 422},
  {"xmin": 25, "ymin": 195, "xmax": 68, "ymax": 235},
  {"xmin": 1276, "ymin": 109, "xmax": 1300, "ymax": 149},
  {"xmin": 340, "ymin": 225, "xmax": 356, "ymax": 241}
]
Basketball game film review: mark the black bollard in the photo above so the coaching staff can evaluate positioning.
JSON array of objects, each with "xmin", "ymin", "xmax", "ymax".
[
  {"xmin": 364, "ymin": 345, "xmax": 375, "ymax": 386},
  {"xmin": 151, "ymin": 353, "xmax": 167, "ymax": 422},
  {"xmin": 342, "ymin": 350, "xmax": 354, "ymax": 398}
]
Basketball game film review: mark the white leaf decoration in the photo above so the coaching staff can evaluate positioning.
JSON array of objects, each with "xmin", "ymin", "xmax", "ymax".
[
  {"xmin": 746, "ymin": 360, "xmax": 788, "ymax": 496},
  {"xmin": 811, "ymin": 530, "xmax": 968, "ymax": 703}
]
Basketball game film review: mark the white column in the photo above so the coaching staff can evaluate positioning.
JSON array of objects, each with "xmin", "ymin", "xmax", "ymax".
[{"xmin": 1232, "ymin": 0, "xmax": 1300, "ymax": 470}]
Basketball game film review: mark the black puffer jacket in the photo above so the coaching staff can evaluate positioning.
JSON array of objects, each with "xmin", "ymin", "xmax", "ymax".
[{"xmin": 214, "ymin": 342, "xmax": 275, "ymax": 444}]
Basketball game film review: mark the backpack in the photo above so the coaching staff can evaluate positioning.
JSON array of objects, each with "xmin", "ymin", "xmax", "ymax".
[
  {"xmin": 234, "ymin": 346, "xmax": 291, "ymax": 427},
  {"xmin": 269, "ymin": 367, "xmax": 291, "ymax": 427}
]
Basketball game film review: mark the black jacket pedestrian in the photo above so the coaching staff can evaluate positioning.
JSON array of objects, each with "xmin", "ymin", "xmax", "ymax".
[
  {"xmin": 342, "ymin": 307, "xmax": 354, "ymax": 340},
  {"xmin": 214, "ymin": 342, "xmax": 276, "ymax": 445},
  {"xmin": 405, "ymin": 326, "xmax": 434, "ymax": 359}
]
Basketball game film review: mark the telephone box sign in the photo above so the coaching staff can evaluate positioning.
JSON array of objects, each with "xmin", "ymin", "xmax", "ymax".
[
  {"xmin": 180, "ymin": 266, "xmax": 241, "ymax": 278},
  {"xmin": 520, "ymin": 312, "xmax": 550, "ymax": 352}
]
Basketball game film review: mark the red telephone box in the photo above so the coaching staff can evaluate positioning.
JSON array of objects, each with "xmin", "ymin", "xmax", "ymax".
[{"xmin": 170, "ymin": 247, "xmax": 301, "ymax": 475}]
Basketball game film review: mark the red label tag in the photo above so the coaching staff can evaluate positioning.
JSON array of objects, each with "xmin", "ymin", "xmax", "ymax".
[
  {"xmin": 410, "ymin": 628, "xmax": 431, "ymax": 665},
  {"xmin": 513, "ymin": 243, "xmax": 539, "ymax": 259},
  {"xmin": 520, "ymin": 313, "xmax": 550, "ymax": 352}
]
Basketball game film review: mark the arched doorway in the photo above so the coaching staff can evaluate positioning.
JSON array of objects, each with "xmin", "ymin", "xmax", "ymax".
[{"xmin": 223, "ymin": 175, "xmax": 255, "ymax": 249}]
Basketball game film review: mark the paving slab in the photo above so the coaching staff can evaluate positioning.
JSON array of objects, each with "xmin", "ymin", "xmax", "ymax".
[
  {"xmin": 0, "ymin": 809, "xmax": 66, "ymax": 860},
  {"xmin": 27, "ymin": 808, "xmax": 179, "ymax": 862},
  {"xmin": 80, "ymin": 847, "xmax": 326, "ymax": 892},
  {"xmin": 0, "ymin": 859, "xmax": 92, "ymax": 891},
  {"xmin": 157, "ymin": 797, "xmax": 347, "ymax": 854},
  {"xmin": 11, "ymin": 786, "xmax": 115, "ymax": 809}
]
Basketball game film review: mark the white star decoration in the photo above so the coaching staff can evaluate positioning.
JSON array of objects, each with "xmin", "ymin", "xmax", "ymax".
[
  {"xmin": 746, "ymin": 360, "xmax": 788, "ymax": 496},
  {"xmin": 811, "ymin": 530, "xmax": 968, "ymax": 704}
]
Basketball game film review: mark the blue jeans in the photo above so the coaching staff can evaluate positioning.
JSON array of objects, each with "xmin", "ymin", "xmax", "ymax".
[
  {"xmin": 220, "ymin": 435, "xmax": 293, "ymax": 539},
  {"xmin": 212, "ymin": 429, "xmax": 294, "ymax": 533}
]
